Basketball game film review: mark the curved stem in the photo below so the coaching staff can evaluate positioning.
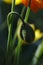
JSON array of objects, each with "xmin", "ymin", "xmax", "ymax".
[
  {"xmin": 7, "ymin": 9, "xmax": 26, "ymax": 50},
  {"xmin": 13, "ymin": 6, "xmax": 26, "ymax": 46},
  {"xmin": 7, "ymin": 12, "xmax": 25, "ymax": 24},
  {"xmin": 7, "ymin": 0, "xmax": 15, "ymax": 50},
  {"xmin": 14, "ymin": 6, "xmax": 31, "ymax": 65}
]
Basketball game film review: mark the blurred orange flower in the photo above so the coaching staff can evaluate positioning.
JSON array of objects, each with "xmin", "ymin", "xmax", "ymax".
[
  {"xmin": 22, "ymin": 0, "xmax": 43, "ymax": 12},
  {"xmin": 3, "ymin": 0, "xmax": 43, "ymax": 12}
]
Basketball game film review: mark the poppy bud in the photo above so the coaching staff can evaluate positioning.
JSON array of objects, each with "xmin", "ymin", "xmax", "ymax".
[{"xmin": 20, "ymin": 23, "xmax": 35, "ymax": 43}]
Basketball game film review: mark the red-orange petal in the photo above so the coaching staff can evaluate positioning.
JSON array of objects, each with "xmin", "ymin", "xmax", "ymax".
[
  {"xmin": 22, "ymin": 0, "xmax": 43, "ymax": 12},
  {"xmin": 30, "ymin": 0, "xmax": 39, "ymax": 12},
  {"xmin": 22, "ymin": 0, "xmax": 29, "ymax": 7},
  {"xmin": 36, "ymin": 0, "xmax": 43, "ymax": 9}
]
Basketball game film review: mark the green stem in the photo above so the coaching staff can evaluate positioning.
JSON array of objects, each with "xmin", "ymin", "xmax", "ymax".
[
  {"xmin": 14, "ymin": 6, "xmax": 31, "ymax": 65},
  {"xmin": 31, "ymin": 40, "xmax": 43, "ymax": 65},
  {"xmin": 6, "ymin": 6, "xmax": 25, "ymax": 64},
  {"xmin": 7, "ymin": 0, "xmax": 15, "ymax": 50},
  {"xmin": 13, "ymin": 7, "xmax": 30, "ymax": 46},
  {"xmin": 24, "ymin": 7, "xmax": 30, "ymax": 22},
  {"xmin": 6, "ymin": 0, "xmax": 15, "ymax": 64},
  {"xmin": 7, "ymin": 24, "xmax": 12, "ymax": 50},
  {"xmin": 13, "ymin": 6, "xmax": 25, "ymax": 46},
  {"xmin": 11, "ymin": 0, "xmax": 15, "ymax": 11},
  {"xmin": 14, "ymin": 39, "xmax": 22, "ymax": 65}
]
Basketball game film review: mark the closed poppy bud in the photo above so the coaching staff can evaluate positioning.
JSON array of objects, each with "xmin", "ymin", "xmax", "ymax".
[{"xmin": 20, "ymin": 23, "xmax": 35, "ymax": 43}]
